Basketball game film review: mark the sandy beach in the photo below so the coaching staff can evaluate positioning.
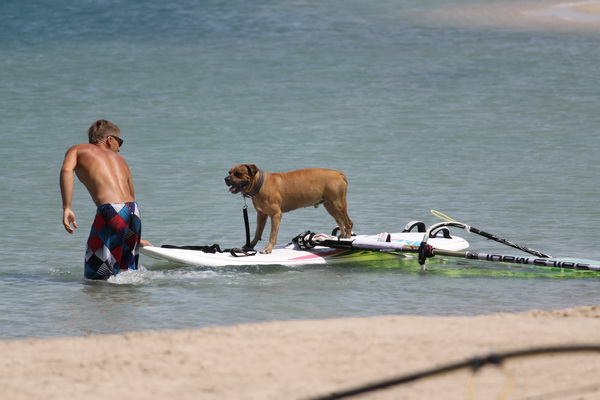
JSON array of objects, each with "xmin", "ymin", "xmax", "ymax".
[
  {"xmin": 568, "ymin": 1, "xmax": 600, "ymax": 16},
  {"xmin": 2, "ymin": 305, "xmax": 600, "ymax": 400},
  {"xmin": 429, "ymin": 0, "xmax": 600, "ymax": 31}
]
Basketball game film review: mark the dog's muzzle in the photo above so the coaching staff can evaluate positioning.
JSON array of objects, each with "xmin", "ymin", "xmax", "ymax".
[{"xmin": 225, "ymin": 176, "xmax": 248, "ymax": 194}]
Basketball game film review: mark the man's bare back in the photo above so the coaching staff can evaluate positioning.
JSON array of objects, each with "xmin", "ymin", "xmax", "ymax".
[
  {"xmin": 60, "ymin": 138, "xmax": 135, "ymax": 233},
  {"xmin": 64, "ymin": 143, "xmax": 135, "ymax": 206}
]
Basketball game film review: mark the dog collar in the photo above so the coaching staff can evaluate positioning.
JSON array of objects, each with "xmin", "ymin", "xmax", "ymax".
[{"xmin": 243, "ymin": 169, "xmax": 265, "ymax": 198}]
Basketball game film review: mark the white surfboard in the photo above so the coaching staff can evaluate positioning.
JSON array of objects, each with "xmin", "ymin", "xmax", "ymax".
[{"xmin": 140, "ymin": 232, "xmax": 469, "ymax": 267}]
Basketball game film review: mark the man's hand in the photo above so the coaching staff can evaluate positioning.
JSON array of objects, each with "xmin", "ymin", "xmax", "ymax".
[{"xmin": 63, "ymin": 209, "xmax": 78, "ymax": 234}]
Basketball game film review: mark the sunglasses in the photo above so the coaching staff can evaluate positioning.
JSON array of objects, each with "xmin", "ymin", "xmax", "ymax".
[{"xmin": 109, "ymin": 135, "xmax": 124, "ymax": 147}]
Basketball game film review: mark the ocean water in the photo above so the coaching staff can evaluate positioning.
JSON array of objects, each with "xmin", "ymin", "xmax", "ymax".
[{"xmin": 1, "ymin": 0, "xmax": 600, "ymax": 340}]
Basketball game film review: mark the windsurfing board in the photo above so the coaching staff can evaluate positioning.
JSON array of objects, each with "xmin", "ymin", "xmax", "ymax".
[{"xmin": 140, "ymin": 232, "xmax": 469, "ymax": 267}]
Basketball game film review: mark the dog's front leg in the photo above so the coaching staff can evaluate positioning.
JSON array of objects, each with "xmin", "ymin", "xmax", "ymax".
[
  {"xmin": 262, "ymin": 212, "xmax": 282, "ymax": 254},
  {"xmin": 249, "ymin": 211, "xmax": 268, "ymax": 249}
]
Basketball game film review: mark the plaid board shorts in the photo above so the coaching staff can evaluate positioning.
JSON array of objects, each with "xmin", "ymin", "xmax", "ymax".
[{"xmin": 84, "ymin": 202, "xmax": 142, "ymax": 280}]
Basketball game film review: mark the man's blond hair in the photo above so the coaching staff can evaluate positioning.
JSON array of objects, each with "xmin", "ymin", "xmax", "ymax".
[{"xmin": 88, "ymin": 119, "xmax": 120, "ymax": 144}]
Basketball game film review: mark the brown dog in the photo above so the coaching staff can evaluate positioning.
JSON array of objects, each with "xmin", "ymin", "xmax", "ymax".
[{"xmin": 225, "ymin": 164, "xmax": 353, "ymax": 253}]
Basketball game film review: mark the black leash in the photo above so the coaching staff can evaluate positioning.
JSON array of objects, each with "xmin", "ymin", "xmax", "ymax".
[
  {"xmin": 160, "ymin": 197, "xmax": 258, "ymax": 258},
  {"xmin": 160, "ymin": 244, "xmax": 256, "ymax": 257},
  {"xmin": 242, "ymin": 198, "xmax": 252, "ymax": 250}
]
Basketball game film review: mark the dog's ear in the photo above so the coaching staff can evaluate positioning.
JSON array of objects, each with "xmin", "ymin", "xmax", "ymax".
[{"xmin": 245, "ymin": 164, "xmax": 259, "ymax": 177}]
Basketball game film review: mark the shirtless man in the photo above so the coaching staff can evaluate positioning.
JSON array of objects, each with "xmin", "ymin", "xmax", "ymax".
[{"xmin": 60, "ymin": 119, "xmax": 151, "ymax": 280}]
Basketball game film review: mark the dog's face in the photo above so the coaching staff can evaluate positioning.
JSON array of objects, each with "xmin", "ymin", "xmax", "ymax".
[{"xmin": 225, "ymin": 164, "xmax": 259, "ymax": 194}]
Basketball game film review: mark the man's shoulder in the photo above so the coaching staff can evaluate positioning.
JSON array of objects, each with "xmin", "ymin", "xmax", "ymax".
[
  {"xmin": 66, "ymin": 143, "xmax": 95, "ymax": 153},
  {"xmin": 71, "ymin": 143, "xmax": 127, "ymax": 165}
]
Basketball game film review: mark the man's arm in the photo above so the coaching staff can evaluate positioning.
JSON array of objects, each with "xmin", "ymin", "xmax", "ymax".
[{"xmin": 59, "ymin": 147, "xmax": 78, "ymax": 234}]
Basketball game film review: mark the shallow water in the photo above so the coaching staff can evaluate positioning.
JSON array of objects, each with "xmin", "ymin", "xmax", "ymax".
[{"xmin": 1, "ymin": 0, "xmax": 600, "ymax": 340}]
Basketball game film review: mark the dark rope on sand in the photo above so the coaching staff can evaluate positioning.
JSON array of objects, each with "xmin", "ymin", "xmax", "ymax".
[{"xmin": 309, "ymin": 345, "xmax": 600, "ymax": 400}]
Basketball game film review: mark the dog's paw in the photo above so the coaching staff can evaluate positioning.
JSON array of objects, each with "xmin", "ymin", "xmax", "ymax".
[{"xmin": 260, "ymin": 247, "xmax": 273, "ymax": 254}]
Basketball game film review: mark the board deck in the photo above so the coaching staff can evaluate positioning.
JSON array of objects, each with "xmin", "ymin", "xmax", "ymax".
[{"xmin": 140, "ymin": 232, "xmax": 469, "ymax": 267}]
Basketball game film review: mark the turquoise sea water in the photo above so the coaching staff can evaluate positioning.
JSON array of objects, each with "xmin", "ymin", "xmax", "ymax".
[{"xmin": 1, "ymin": 0, "xmax": 600, "ymax": 340}]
